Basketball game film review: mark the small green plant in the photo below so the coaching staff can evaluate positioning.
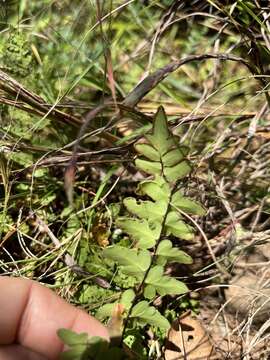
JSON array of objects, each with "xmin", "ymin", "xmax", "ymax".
[{"xmin": 58, "ymin": 107, "xmax": 205, "ymax": 359}]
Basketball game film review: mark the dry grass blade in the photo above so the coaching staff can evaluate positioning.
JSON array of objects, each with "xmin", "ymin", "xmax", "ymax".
[{"xmin": 123, "ymin": 53, "xmax": 252, "ymax": 107}]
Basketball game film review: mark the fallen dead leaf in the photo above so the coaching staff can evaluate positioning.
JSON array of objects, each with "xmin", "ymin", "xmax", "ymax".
[{"xmin": 165, "ymin": 312, "xmax": 216, "ymax": 360}]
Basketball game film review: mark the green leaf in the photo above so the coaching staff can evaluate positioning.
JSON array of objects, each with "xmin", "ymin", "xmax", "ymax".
[
  {"xmin": 135, "ymin": 158, "xmax": 161, "ymax": 176},
  {"xmin": 156, "ymin": 240, "xmax": 193, "ymax": 265},
  {"xmin": 96, "ymin": 290, "xmax": 135, "ymax": 320},
  {"xmin": 121, "ymin": 289, "xmax": 136, "ymax": 309},
  {"xmin": 164, "ymin": 161, "xmax": 191, "ymax": 182},
  {"xmin": 145, "ymin": 265, "xmax": 188, "ymax": 296},
  {"xmin": 165, "ymin": 211, "xmax": 193, "ymax": 240},
  {"xmin": 124, "ymin": 197, "xmax": 167, "ymax": 223},
  {"xmin": 162, "ymin": 148, "xmax": 185, "ymax": 166},
  {"xmin": 146, "ymin": 107, "xmax": 176, "ymax": 156},
  {"xmin": 58, "ymin": 333, "xmax": 114, "ymax": 360},
  {"xmin": 116, "ymin": 218, "xmax": 160, "ymax": 249},
  {"xmin": 135, "ymin": 143, "xmax": 160, "ymax": 161},
  {"xmin": 96, "ymin": 304, "xmax": 115, "ymax": 320},
  {"xmin": 144, "ymin": 284, "xmax": 156, "ymax": 300},
  {"xmin": 171, "ymin": 192, "xmax": 205, "ymax": 215},
  {"xmin": 138, "ymin": 177, "xmax": 170, "ymax": 202},
  {"xmin": 58, "ymin": 329, "xmax": 89, "ymax": 347},
  {"xmin": 103, "ymin": 246, "xmax": 151, "ymax": 278},
  {"xmin": 58, "ymin": 329, "xmax": 89, "ymax": 360},
  {"xmin": 131, "ymin": 301, "xmax": 170, "ymax": 329},
  {"xmin": 60, "ymin": 346, "xmax": 88, "ymax": 360},
  {"xmin": 134, "ymin": 107, "xmax": 192, "ymax": 181}
]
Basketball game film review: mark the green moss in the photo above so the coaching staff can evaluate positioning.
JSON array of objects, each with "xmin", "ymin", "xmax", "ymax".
[
  {"xmin": 3, "ymin": 29, "xmax": 33, "ymax": 77},
  {"xmin": 78, "ymin": 284, "xmax": 114, "ymax": 305}
]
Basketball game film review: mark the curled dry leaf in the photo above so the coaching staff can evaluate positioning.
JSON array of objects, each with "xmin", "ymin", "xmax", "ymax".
[{"xmin": 165, "ymin": 312, "xmax": 215, "ymax": 360}]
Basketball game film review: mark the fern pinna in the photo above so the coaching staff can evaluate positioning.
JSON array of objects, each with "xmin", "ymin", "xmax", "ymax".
[{"xmin": 58, "ymin": 107, "xmax": 205, "ymax": 359}]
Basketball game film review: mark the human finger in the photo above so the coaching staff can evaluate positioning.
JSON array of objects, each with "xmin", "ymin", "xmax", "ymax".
[
  {"xmin": 0, "ymin": 276, "xmax": 109, "ymax": 359},
  {"xmin": 0, "ymin": 344, "xmax": 47, "ymax": 360}
]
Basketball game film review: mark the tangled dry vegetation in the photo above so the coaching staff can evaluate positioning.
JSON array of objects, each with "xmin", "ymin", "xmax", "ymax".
[{"xmin": 0, "ymin": 1, "xmax": 270, "ymax": 359}]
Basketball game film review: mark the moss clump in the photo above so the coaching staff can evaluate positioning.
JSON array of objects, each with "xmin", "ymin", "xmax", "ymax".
[{"xmin": 3, "ymin": 29, "xmax": 33, "ymax": 77}]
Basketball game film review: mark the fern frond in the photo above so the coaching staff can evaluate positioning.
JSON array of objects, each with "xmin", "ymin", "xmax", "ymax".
[{"xmin": 102, "ymin": 107, "xmax": 205, "ymax": 334}]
